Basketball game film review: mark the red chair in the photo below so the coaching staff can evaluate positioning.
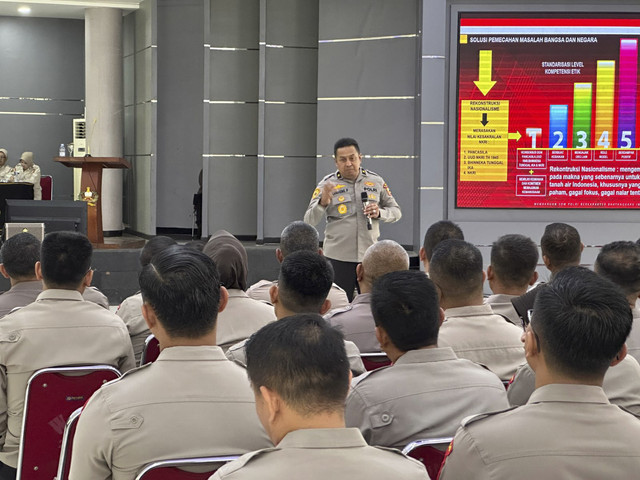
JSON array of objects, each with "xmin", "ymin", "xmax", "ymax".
[
  {"xmin": 140, "ymin": 334, "xmax": 160, "ymax": 366},
  {"xmin": 134, "ymin": 455, "xmax": 240, "ymax": 480},
  {"xmin": 360, "ymin": 352, "xmax": 392, "ymax": 371},
  {"xmin": 55, "ymin": 407, "xmax": 83, "ymax": 480},
  {"xmin": 40, "ymin": 175, "xmax": 52, "ymax": 200},
  {"xmin": 402, "ymin": 437, "xmax": 453, "ymax": 480},
  {"xmin": 16, "ymin": 365, "xmax": 121, "ymax": 480}
]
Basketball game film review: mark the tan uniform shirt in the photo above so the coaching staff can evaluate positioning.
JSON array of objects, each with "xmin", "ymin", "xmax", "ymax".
[
  {"xmin": 0, "ymin": 289, "xmax": 135, "ymax": 467},
  {"xmin": 69, "ymin": 346, "xmax": 271, "ymax": 480},
  {"xmin": 216, "ymin": 290, "xmax": 276, "ymax": 352},
  {"xmin": 116, "ymin": 293, "xmax": 150, "ymax": 365},
  {"xmin": 484, "ymin": 294, "xmax": 520, "ymax": 326},
  {"xmin": 0, "ymin": 166, "xmax": 13, "ymax": 183},
  {"xmin": 626, "ymin": 307, "xmax": 640, "ymax": 363},
  {"xmin": 439, "ymin": 384, "xmax": 640, "ymax": 480},
  {"xmin": 438, "ymin": 304, "xmax": 525, "ymax": 381},
  {"xmin": 345, "ymin": 347, "xmax": 509, "ymax": 449},
  {"xmin": 226, "ymin": 337, "xmax": 366, "ymax": 376},
  {"xmin": 303, "ymin": 169, "xmax": 401, "ymax": 263},
  {"xmin": 325, "ymin": 293, "xmax": 380, "ymax": 353},
  {"xmin": 211, "ymin": 428, "xmax": 428, "ymax": 480},
  {"xmin": 507, "ymin": 357, "xmax": 640, "ymax": 414},
  {"xmin": 247, "ymin": 279, "xmax": 349, "ymax": 311},
  {"xmin": 14, "ymin": 164, "xmax": 41, "ymax": 200}
]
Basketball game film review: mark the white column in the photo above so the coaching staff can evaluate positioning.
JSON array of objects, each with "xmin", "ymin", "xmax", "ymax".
[{"xmin": 85, "ymin": 7, "xmax": 124, "ymax": 234}]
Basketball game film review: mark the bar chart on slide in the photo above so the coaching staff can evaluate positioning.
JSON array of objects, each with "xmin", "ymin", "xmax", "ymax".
[{"xmin": 455, "ymin": 15, "xmax": 640, "ymax": 209}]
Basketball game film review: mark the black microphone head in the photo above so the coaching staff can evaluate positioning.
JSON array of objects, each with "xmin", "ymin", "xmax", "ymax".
[{"xmin": 361, "ymin": 191, "xmax": 368, "ymax": 202}]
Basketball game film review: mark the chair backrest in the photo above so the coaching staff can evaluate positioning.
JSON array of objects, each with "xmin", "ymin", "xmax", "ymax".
[
  {"xmin": 360, "ymin": 352, "xmax": 392, "ymax": 371},
  {"xmin": 402, "ymin": 437, "xmax": 453, "ymax": 480},
  {"xmin": 140, "ymin": 334, "xmax": 160, "ymax": 366},
  {"xmin": 134, "ymin": 455, "xmax": 240, "ymax": 480},
  {"xmin": 55, "ymin": 407, "xmax": 83, "ymax": 480},
  {"xmin": 17, "ymin": 365, "xmax": 121, "ymax": 480},
  {"xmin": 40, "ymin": 175, "xmax": 53, "ymax": 201}
]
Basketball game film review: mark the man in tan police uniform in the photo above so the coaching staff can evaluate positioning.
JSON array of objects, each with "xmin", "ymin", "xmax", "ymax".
[
  {"xmin": 326, "ymin": 239, "xmax": 409, "ymax": 353},
  {"xmin": 212, "ymin": 314, "xmax": 428, "ymax": 480},
  {"xmin": 0, "ymin": 232, "xmax": 135, "ymax": 476},
  {"xmin": 304, "ymin": 138, "xmax": 401, "ymax": 301},
  {"xmin": 439, "ymin": 267, "xmax": 640, "ymax": 480},
  {"xmin": 345, "ymin": 270, "xmax": 508, "ymax": 449},
  {"xmin": 69, "ymin": 246, "xmax": 271, "ymax": 480},
  {"xmin": 226, "ymin": 250, "xmax": 365, "ymax": 375},
  {"xmin": 430, "ymin": 239, "xmax": 524, "ymax": 381}
]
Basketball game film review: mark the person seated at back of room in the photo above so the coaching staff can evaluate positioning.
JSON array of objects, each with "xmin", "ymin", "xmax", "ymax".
[
  {"xmin": 14, "ymin": 152, "xmax": 41, "ymax": 200},
  {"xmin": 419, "ymin": 219, "xmax": 464, "ymax": 273}
]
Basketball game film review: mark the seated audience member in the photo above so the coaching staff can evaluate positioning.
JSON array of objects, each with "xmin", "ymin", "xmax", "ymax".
[
  {"xmin": 227, "ymin": 250, "xmax": 365, "ymax": 374},
  {"xmin": 203, "ymin": 230, "xmax": 276, "ymax": 351},
  {"xmin": 69, "ymin": 246, "xmax": 271, "ymax": 480},
  {"xmin": 485, "ymin": 234, "xmax": 539, "ymax": 325},
  {"xmin": 0, "ymin": 233, "xmax": 110, "ymax": 318},
  {"xmin": 593, "ymin": 241, "xmax": 640, "ymax": 362},
  {"xmin": 116, "ymin": 236, "xmax": 178, "ymax": 363},
  {"xmin": 247, "ymin": 221, "xmax": 349, "ymax": 309},
  {"xmin": 14, "ymin": 152, "xmax": 41, "ymax": 200},
  {"xmin": 0, "ymin": 149, "xmax": 12, "ymax": 182},
  {"xmin": 0, "ymin": 232, "xmax": 135, "ymax": 476},
  {"xmin": 345, "ymin": 270, "xmax": 508, "ymax": 448},
  {"xmin": 430, "ymin": 239, "xmax": 524, "ymax": 380},
  {"xmin": 326, "ymin": 240, "xmax": 409, "ymax": 352},
  {"xmin": 419, "ymin": 220, "xmax": 464, "ymax": 272},
  {"xmin": 439, "ymin": 267, "xmax": 640, "ymax": 480},
  {"xmin": 211, "ymin": 314, "xmax": 429, "ymax": 480}
]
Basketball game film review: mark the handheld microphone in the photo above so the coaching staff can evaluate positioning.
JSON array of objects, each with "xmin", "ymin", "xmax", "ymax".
[{"xmin": 361, "ymin": 191, "xmax": 373, "ymax": 230}]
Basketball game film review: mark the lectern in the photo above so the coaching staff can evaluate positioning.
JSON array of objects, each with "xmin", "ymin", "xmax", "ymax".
[{"xmin": 54, "ymin": 156, "xmax": 131, "ymax": 244}]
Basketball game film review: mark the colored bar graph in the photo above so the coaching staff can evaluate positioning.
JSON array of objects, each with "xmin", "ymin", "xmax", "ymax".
[
  {"xmin": 572, "ymin": 83, "xmax": 592, "ymax": 148},
  {"xmin": 617, "ymin": 39, "xmax": 637, "ymax": 148},
  {"xmin": 595, "ymin": 60, "xmax": 616, "ymax": 148},
  {"xmin": 549, "ymin": 105, "xmax": 568, "ymax": 148}
]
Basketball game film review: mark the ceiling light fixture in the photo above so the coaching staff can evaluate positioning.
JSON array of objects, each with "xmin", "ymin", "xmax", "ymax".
[{"xmin": 18, "ymin": 6, "xmax": 31, "ymax": 14}]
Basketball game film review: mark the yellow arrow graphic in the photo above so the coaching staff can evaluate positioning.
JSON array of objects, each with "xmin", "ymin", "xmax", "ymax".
[
  {"xmin": 508, "ymin": 131, "xmax": 521, "ymax": 141},
  {"xmin": 474, "ymin": 50, "xmax": 496, "ymax": 96}
]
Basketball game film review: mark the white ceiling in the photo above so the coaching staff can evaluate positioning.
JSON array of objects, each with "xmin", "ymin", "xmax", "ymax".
[{"xmin": 0, "ymin": 0, "xmax": 141, "ymax": 19}]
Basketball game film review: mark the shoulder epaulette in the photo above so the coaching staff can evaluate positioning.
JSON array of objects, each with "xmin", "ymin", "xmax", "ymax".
[
  {"xmin": 214, "ymin": 448, "xmax": 278, "ymax": 477},
  {"xmin": 460, "ymin": 406, "xmax": 518, "ymax": 427},
  {"xmin": 324, "ymin": 304, "xmax": 353, "ymax": 320},
  {"xmin": 117, "ymin": 362, "xmax": 152, "ymax": 381}
]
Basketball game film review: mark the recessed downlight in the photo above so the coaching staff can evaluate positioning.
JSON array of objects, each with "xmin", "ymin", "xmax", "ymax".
[{"xmin": 18, "ymin": 6, "xmax": 31, "ymax": 15}]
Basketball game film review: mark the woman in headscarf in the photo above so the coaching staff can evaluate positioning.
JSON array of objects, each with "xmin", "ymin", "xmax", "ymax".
[
  {"xmin": 203, "ymin": 230, "xmax": 276, "ymax": 351},
  {"xmin": 0, "ymin": 149, "xmax": 13, "ymax": 182},
  {"xmin": 14, "ymin": 152, "xmax": 42, "ymax": 200}
]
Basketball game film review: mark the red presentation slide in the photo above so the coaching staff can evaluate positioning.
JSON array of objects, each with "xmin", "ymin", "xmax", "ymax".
[{"xmin": 456, "ymin": 14, "xmax": 640, "ymax": 208}]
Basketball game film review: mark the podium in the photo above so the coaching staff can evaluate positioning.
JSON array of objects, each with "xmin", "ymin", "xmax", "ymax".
[{"xmin": 54, "ymin": 157, "xmax": 131, "ymax": 244}]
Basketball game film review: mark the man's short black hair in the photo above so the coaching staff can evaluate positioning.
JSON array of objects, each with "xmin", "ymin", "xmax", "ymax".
[
  {"xmin": 139, "ymin": 236, "xmax": 177, "ymax": 267},
  {"xmin": 491, "ymin": 234, "xmax": 539, "ymax": 288},
  {"xmin": 280, "ymin": 221, "xmax": 319, "ymax": 257},
  {"xmin": 139, "ymin": 245, "xmax": 221, "ymax": 339},
  {"xmin": 422, "ymin": 220, "xmax": 464, "ymax": 262},
  {"xmin": 533, "ymin": 266, "xmax": 632, "ymax": 380},
  {"xmin": 333, "ymin": 137, "xmax": 360, "ymax": 157},
  {"xmin": 246, "ymin": 314, "xmax": 350, "ymax": 415},
  {"xmin": 429, "ymin": 239, "xmax": 483, "ymax": 299},
  {"xmin": 278, "ymin": 250, "xmax": 333, "ymax": 313},
  {"xmin": 40, "ymin": 232, "xmax": 92, "ymax": 289},
  {"xmin": 372, "ymin": 270, "xmax": 440, "ymax": 351},
  {"xmin": 595, "ymin": 241, "xmax": 640, "ymax": 297},
  {"xmin": 540, "ymin": 223, "xmax": 581, "ymax": 269},
  {"xmin": 1, "ymin": 233, "xmax": 40, "ymax": 279}
]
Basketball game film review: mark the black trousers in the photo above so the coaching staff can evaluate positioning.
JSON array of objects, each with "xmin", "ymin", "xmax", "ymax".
[
  {"xmin": 328, "ymin": 258, "xmax": 359, "ymax": 302},
  {"xmin": 0, "ymin": 462, "xmax": 16, "ymax": 480}
]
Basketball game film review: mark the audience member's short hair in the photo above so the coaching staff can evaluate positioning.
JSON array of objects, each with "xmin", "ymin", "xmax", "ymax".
[
  {"xmin": 422, "ymin": 220, "xmax": 464, "ymax": 262},
  {"xmin": 1, "ymin": 233, "xmax": 40, "ymax": 279},
  {"xmin": 540, "ymin": 223, "xmax": 581, "ymax": 269},
  {"xmin": 40, "ymin": 232, "xmax": 92, "ymax": 289},
  {"xmin": 361, "ymin": 240, "xmax": 409, "ymax": 283},
  {"xmin": 533, "ymin": 266, "xmax": 632, "ymax": 380},
  {"xmin": 490, "ymin": 234, "xmax": 539, "ymax": 288},
  {"xmin": 280, "ymin": 221, "xmax": 319, "ymax": 257},
  {"xmin": 246, "ymin": 314, "xmax": 350, "ymax": 415},
  {"xmin": 429, "ymin": 239, "xmax": 483, "ymax": 298},
  {"xmin": 184, "ymin": 239, "xmax": 207, "ymax": 252},
  {"xmin": 333, "ymin": 137, "xmax": 360, "ymax": 156},
  {"xmin": 372, "ymin": 270, "xmax": 440, "ymax": 351},
  {"xmin": 139, "ymin": 236, "xmax": 177, "ymax": 267},
  {"xmin": 277, "ymin": 251, "xmax": 333, "ymax": 313},
  {"xmin": 139, "ymin": 245, "xmax": 221, "ymax": 338},
  {"xmin": 594, "ymin": 241, "xmax": 640, "ymax": 297}
]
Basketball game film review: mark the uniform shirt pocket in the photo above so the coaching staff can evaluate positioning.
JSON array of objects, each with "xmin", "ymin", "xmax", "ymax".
[{"xmin": 328, "ymin": 193, "xmax": 354, "ymax": 218}]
